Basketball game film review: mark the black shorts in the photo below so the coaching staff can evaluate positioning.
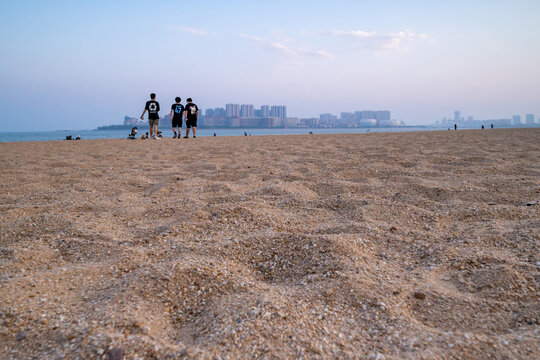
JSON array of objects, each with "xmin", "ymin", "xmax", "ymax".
[
  {"xmin": 186, "ymin": 118, "xmax": 197, "ymax": 128},
  {"xmin": 172, "ymin": 117, "xmax": 183, "ymax": 128}
]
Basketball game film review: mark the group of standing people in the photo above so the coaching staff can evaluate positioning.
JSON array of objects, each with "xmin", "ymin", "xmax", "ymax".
[{"xmin": 140, "ymin": 93, "xmax": 199, "ymax": 139}]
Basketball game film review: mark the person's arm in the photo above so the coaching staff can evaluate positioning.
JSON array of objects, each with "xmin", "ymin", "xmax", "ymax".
[
  {"xmin": 170, "ymin": 109, "xmax": 174, "ymax": 121},
  {"xmin": 140, "ymin": 109, "xmax": 146, "ymax": 120}
]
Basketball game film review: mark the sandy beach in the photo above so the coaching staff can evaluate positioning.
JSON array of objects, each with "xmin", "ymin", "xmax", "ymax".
[{"xmin": 0, "ymin": 129, "xmax": 538, "ymax": 359}]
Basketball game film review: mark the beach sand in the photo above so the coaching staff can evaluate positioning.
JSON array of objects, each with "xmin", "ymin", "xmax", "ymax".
[{"xmin": 0, "ymin": 129, "xmax": 538, "ymax": 359}]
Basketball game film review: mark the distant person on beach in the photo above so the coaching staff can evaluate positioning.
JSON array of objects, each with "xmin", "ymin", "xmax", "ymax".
[
  {"xmin": 170, "ymin": 97, "xmax": 184, "ymax": 139},
  {"xmin": 140, "ymin": 93, "xmax": 160, "ymax": 139},
  {"xmin": 454, "ymin": 124, "xmax": 457, "ymax": 130},
  {"xmin": 491, "ymin": 123, "xmax": 494, "ymax": 129},
  {"xmin": 184, "ymin": 98, "xmax": 198, "ymax": 138},
  {"xmin": 127, "ymin": 127, "xmax": 138, "ymax": 140}
]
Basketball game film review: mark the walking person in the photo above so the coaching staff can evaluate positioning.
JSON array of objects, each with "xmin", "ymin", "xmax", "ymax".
[
  {"xmin": 184, "ymin": 98, "xmax": 199, "ymax": 138},
  {"xmin": 170, "ymin": 97, "xmax": 184, "ymax": 138},
  {"xmin": 140, "ymin": 93, "xmax": 160, "ymax": 139}
]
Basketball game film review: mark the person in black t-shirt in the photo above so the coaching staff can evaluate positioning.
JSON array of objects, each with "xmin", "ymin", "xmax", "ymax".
[
  {"xmin": 170, "ymin": 97, "xmax": 184, "ymax": 139},
  {"xmin": 140, "ymin": 93, "xmax": 160, "ymax": 139},
  {"xmin": 183, "ymin": 98, "xmax": 199, "ymax": 138}
]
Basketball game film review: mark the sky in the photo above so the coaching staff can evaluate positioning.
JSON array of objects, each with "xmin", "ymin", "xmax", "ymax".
[{"xmin": 1, "ymin": 0, "xmax": 539, "ymax": 131}]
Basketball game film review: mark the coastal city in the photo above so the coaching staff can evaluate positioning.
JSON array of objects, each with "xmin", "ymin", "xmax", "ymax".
[
  {"xmin": 122, "ymin": 103, "xmax": 538, "ymax": 130},
  {"xmin": 123, "ymin": 103, "xmax": 397, "ymax": 129},
  {"xmin": 436, "ymin": 110, "xmax": 538, "ymax": 129}
]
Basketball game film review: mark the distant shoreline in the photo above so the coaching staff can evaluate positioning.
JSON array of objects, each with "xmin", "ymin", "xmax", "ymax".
[
  {"xmin": 1, "ymin": 125, "xmax": 539, "ymax": 143},
  {"xmin": 3, "ymin": 123, "xmax": 539, "ymax": 133},
  {"xmin": 94, "ymin": 124, "xmax": 433, "ymax": 131}
]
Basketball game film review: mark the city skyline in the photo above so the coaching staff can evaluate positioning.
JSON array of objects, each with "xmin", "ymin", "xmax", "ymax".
[
  {"xmin": 1, "ymin": 1, "xmax": 539, "ymax": 131},
  {"xmin": 440, "ymin": 110, "xmax": 538, "ymax": 128},
  {"xmin": 122, "ymin": 102, "xmax": 537, "ymax": 130},
  {"xmin": 203, "ymin": 103, "xmax": 396, "ymax": 128}
]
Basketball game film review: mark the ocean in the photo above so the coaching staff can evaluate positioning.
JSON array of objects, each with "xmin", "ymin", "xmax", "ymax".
[{"xmin": 0, "ymin": 127, "xmax": 450, "ymax": 142}]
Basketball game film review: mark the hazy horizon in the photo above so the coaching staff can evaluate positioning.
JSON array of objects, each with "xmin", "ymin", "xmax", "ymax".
[{"xmin": 1, "ymin": 0, "xmax": 539, "ymax": 131}]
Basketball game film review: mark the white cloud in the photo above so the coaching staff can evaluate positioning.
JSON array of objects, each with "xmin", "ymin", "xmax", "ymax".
[
  {"xmin": 306, "ymin": 29, "xmax": 432, "ymax": 52},
  {"xmin": 241, "ymin": 33, "xmax": 334, "ymax": 59},
  {"xmin": 167, "ymin": 25, "xmax": 215, "ymax": 37}
]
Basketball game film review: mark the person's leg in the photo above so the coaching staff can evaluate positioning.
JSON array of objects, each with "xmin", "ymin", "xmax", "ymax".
[
  {"xmin": 185, "ymin": 121, "xmax": 190, "ymax": 138},
  {"xmin": 149, "ymin": 121, "xmax": 153, "ymax": 137},
  {"xmin": 192, "ymin": 127, "xmax": 196, "ymax": 138}
]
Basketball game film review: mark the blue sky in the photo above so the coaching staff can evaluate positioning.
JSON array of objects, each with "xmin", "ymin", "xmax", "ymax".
[{"xmin": 1, "ymin": 0, "xmax": 539, "ymax": 130}]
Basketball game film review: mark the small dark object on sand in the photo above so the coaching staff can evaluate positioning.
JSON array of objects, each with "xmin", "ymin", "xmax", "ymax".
[{"xmin": 413, "ymin": 292, "xmax": 426, "ymax": 300}]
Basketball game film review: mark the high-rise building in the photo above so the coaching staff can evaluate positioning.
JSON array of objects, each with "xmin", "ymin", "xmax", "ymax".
[
  {"xmin": 261, "ymin": 105, "xmax": 270, "ymax": 117},
  {"xmin": 454, "ymin": 111, "xmax": 461, "ymax": 124},
  {"xmin": 512, "ymin": 115, "xmax": 521, "ymax": 125},
  {"xmin": 270, "ymin": 105, "xmax": 287, "ymax": 120},
  {"xmin": 216, "ymin": 107, "xmax": 226, "ymax": 117},
  {"xmin": 360, "ymin": 111, "xmax": 374, "ymax": 120},
  {"xmin": 525, "ymin": 114, "xmax": 535, "ymax": 124},
  {"xmin": 375, "ymin": 111, "xmax": 391, "ymax": 121},
  {"xmin": 226, "ymin": 104, "xmax": 240, "ymax": 117},
  {"xmin": 240, "ymin": 104, "xmax": 254, "ymax": 118},
  {"xmin": 319, "ymin": 113, "xmax": 337, "ymax": 122}
]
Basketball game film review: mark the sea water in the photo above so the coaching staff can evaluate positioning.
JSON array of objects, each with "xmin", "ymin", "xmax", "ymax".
[{"xmin": 0, "ymin": 127, "xmax": 449, "ymax": 142}]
